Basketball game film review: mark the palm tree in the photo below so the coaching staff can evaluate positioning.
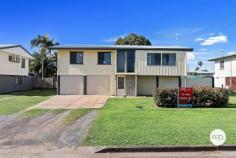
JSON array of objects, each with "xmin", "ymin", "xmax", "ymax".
[{"xmin": 31, "ymin": 34, "xmax": 59, "ymax": 79}]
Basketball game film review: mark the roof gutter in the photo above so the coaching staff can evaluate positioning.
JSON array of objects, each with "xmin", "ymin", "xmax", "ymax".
[{"xmin": 50, "ymin": 46, "xmax": 193, "ymax": 52}]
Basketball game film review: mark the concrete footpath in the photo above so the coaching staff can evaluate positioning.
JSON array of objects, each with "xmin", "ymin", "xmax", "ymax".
[{"xmin": 0, "ymin": 146, "xmax": 236, "ymax": 158}]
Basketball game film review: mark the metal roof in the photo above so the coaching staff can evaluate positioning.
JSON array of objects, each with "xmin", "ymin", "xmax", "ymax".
[
  {"xmin": 50, "ymin": 44, "xmax": 193, "ymax": 51},
  {"xmin": 208, "ymin": 54, "xmax": 236, "ymax": 61}
]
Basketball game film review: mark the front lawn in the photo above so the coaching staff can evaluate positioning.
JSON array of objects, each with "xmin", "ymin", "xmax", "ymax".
[
  {"xmin": 84, "ymin": 95, "xmax": 236, "ymax": 146},
  {"xmin": 0, "ymin": 90, "xmax": 55, "ymax": 115}
]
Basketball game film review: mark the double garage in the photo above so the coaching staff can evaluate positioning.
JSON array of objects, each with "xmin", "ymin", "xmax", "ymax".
[{"xmin": 59, "ymin": 75, "xmax": 110, "ymax": 95}]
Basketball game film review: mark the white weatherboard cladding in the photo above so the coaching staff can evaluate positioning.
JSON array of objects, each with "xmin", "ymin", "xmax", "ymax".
[
  {"xmin": 214, "ymin": 57, "xmax": 236, "ymax": 78},
  {"xmin": 135, "ymin": 50, "xmax": 187, "ymax": 76},
  {"xmin": 213, "ymin": 57, "xmax": 236, "ymax": 88},
  {"xmin": 1, "ymin": 47, "xmax": 33, "ymax": 59},
  {"xmin": 0, "ymin": 51, "xmax": 29, "ymax": 76}
]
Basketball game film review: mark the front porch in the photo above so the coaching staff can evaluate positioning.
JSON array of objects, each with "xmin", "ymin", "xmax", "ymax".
[{"xmin": 115, "ymin": 74, "xmax": 181, "ymax": 96}]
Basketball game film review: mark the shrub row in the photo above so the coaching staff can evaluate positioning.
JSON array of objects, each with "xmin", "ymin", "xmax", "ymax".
[{"xmin": 153, "ymin": 87, "xmax": 229, "ymax": 108}]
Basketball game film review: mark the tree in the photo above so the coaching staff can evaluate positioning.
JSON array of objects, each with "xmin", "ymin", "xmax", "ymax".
[
  {"xmin": 31, "ymin": 34, "xmax": 59, "ymax": 79},
  {"xmin": 29, "ymin": 52, "xmax": 57, "ymax": 77},
  {"xmin": 115, "ymin": 33, "xmax": 152, "ymax": 45}
]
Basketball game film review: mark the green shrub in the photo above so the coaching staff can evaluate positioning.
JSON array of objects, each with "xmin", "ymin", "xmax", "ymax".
[
  {"xmin": 153, "ymin": 87, "xmax": 229, "ymax": 108},
  {"xmin": 153, "ymin": 88, "xmax": 178, "ymax": 108},
  {"xmin": 192, "ymin": 87, "xmax": 229, "ymax": 107}
]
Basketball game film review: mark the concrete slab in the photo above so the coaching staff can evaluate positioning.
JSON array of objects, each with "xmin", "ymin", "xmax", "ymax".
[{"xmin": 29, "ymin": 95, "xmax": 109, "ymax": 109}]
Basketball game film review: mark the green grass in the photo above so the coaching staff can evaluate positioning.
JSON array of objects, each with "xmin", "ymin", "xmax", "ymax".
[
  {"xmin": 84, "ymin": 95, "xmax": 236, "ymax": 146},
  {"xmin": 23, "ymin": 109, "xmax": 49, "ymax": 118},
  {"xmin": 62, "ymin": 109, "xmax": 91, "ymax": 125},
  {"xmin": 0, "ymin": 90, "xmax": 55, "ymax": 115},
  {"xmin": 50, "ymin": 109, "xmax": 67, "ymax": 115}
]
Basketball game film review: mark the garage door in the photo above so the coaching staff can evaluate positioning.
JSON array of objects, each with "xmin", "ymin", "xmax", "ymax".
[
  {"xmin": 60, "ymin": 75, "xmax": 84, "ymax": 95},
  {"xmin": 137, "ymin": 76, "xmax": 156, "ymax": 96},
  {"xmin": 87, "ymin": 75, "xmax": 110, "ymax": 95}
]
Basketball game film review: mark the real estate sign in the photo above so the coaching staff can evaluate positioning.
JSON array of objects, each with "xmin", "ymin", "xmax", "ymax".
[{"xmin": 178, "ymin": 87, "xmax": 193, "ymax": 108}]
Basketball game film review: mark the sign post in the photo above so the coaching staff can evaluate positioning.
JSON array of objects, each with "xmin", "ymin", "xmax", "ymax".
[{"xmin": 177, "ymin": 87, "xmax": 193, "ymax": 108}]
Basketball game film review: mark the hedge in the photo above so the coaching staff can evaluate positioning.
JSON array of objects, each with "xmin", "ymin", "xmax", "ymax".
[{"xmin": 153, "ymin": 87, "xmax": 229, "ymax": 108}]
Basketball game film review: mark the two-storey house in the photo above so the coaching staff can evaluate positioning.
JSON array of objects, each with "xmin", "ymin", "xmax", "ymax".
[
  {"xmin": 51, "ymin": 45, "xmax": 193, "ymax": 96},
  {"xmin": 209, "ymin": 54, "xmax": 236, "ymax": 90},
  {"xmin": 0, "ymin": 45, "xmax": 34, "ymax": 93}
]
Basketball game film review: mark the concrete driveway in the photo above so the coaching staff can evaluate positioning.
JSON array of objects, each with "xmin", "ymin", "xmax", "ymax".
[{"xmin": 30, "ymin": 95, "xmax": 109, "ymax": 109}]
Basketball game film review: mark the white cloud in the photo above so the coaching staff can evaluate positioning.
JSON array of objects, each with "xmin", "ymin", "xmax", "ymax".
[
  {"xmin": 187, "ymin": 52, "xmax": 195, "ymax": 60},
  {"xmin": 103, "ymin": 35, "xmax": 126, "ymax": 43},
  {"xmin": 195, "ymin": 38, "xmax": 205, "ymax": 42},
  {"xmin": 200, "ymin": 35, "xmax": 227, "ymax": 46}
]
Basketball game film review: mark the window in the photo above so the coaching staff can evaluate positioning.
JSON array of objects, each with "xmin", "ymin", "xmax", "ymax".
[
  {"xmin": 21, "ymin": 58, "xmax": 25, "ymax": 68},
  {"xmin": 70, "ymin": 52, "xmax": 83, "ymax": 64},
  {"xmin": 127, "ymin": 50, "xmax": 135, "ymax": 72},
  {"xmin": 16, "ymin": 76, "xmax": 22, "ymax": 85},
  {"xmin": 98, "ymin": 52, "xmax": 111, "ymax": 64},
  {"xmin": 147, "ymin": 53, "xmax": 161, "ymax": 65},
  {"xmin": 117, "ymin": 50, "xmax": 125, "ymax": 72},
  {"xmin": 220, "ymin": 61, "xmax": 224, "ymax": 69},
  {"xmin": 162, "ymin": 53, "xmax": 176, "ymax": 66},
  {"xmin": 117, "ymin": 50, "xmax": 135, "ymax": 73}
]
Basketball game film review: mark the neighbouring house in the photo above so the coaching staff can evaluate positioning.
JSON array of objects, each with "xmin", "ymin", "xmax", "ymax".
[
  {"xmin": 188, "ymin": 68, "xmax": 214, "ymax": 77},
  {"xmin": 50, "ymin": 45, "xmax": 193, "ymax": 96},
  {"xmin": 0, "ymin": 45, "xmax": 34, "ymax": 93},
  {"xmin": 209, "ymin": 54, "xmax": 236, "ymax": 90},
  {"xmin": 186, "ymin": 68, "xmax": 214, "ymax": 88}
]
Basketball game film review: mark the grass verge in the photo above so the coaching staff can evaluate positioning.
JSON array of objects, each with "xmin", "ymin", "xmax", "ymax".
[
  {"xmin": 0, "ymin": 90, "xmax": 55, "ymax": 115},
  {"xmin": 62, "ymin": 109, "xmax": 91, "ymax": 125},
  {"xmin": 84, "ymin": 95, "xmax": 236, "ymax": 146}
]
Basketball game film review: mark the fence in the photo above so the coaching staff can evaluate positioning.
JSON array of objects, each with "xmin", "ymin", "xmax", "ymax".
[
  {"xmin": 182, "ymin": 76, "xmax": 214, "ymax": 88},
  {"xmin": 33, "ymin": 77, "xmax": 57, "ymax": 89}
]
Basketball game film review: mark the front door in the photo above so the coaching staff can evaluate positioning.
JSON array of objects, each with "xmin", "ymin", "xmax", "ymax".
[{"xmin": 117, "ymin": 76, "xmax": 125, "ymax": 96}]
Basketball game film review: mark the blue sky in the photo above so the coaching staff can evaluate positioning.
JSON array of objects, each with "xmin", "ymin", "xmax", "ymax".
[{"xmin": 1, "ymin": 0, "xmax": 236, "ymax": 71}]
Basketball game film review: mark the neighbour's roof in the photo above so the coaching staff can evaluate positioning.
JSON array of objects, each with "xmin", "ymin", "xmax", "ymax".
[
  {"xmin": 188, "ymin": 71, "xmax": 214, "ymax": 74},
  {"xmin": 0, "ymin": 44, "xmax": 33, "ymax": 59},
  {"xmin": 50, "ymin": 44, "xmax": 193, "ymax": 51},
  {"xmin": 208, "ymin": 53, "xmax": 236, "ymax": 61}
]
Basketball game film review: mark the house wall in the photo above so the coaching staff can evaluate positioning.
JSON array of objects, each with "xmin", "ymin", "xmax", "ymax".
[
  {"xmin": 135, "ymin": 50, "xmax": 187, "ymax": 76},
  {"xmin": 159, "ymin": 76, "xmax": 179, "ymax": 88},
  {"xmin": 214, "ymin": 57, "xmax": 236, "ymax": 88},
  {"xmin": 57, "ymin": 49, "xmax": 116, "ymax": 95},
  {"xmin": 214, "ymin": 57, "xmax": 236, "ymax": 78},
  {"xmin": 0, "ymin": 50, "xmax": 29, "ymax": 76}
]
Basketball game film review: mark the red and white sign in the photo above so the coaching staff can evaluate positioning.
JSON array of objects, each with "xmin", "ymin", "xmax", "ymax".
[{"xmin": 178, "ymin": 87, "xmax": 193, "ymax": 107}]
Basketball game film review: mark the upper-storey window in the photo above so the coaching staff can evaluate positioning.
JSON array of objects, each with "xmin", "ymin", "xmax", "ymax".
[
  {"xmin": 147, "ymin": 53, "xmax": 161, "ymax": 65},
  {"xmin": 98, "ymin": 52, "xmax": 111, "ymax": 65},
  {"xmin": 220, "ymin": 61, "xmax": 224, "ymax": 69},
  {"xmin": 162, "ymin": 53, "xmax": 176, "ymax": 66},
  {"xmin": 117, "ymin": 50, "xmax": 135, "ymax": 73},
  {"xmin": 21, "ymin": 58, "xmax": 25, "ymax": 68},
  {"xmin": 70, "ymin": 52, "xmax": 83, "ymax": 64}
]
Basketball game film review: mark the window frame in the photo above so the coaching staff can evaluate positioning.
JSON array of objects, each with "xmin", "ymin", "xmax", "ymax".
[
  {"xmin": 97, "ymin": 52, "xmax": 111, "ymax": 65},
  {"xmin": 162, "ymin": 53, "xmax": 176, "ymax": 66},
  {"xmin": 220, "ymin": 60, "xmax": 224, "ymax": 70},
  {"xmin": 70, "ymin": 51, "xmax": 84, "ymax": 64},
  {"xmin": 147, "ymin": 53, "xmax": 161, "ymax": 66},
  {"xmin": 21, "ymin": 58, "xmax": 25, "ymax": 68}
]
